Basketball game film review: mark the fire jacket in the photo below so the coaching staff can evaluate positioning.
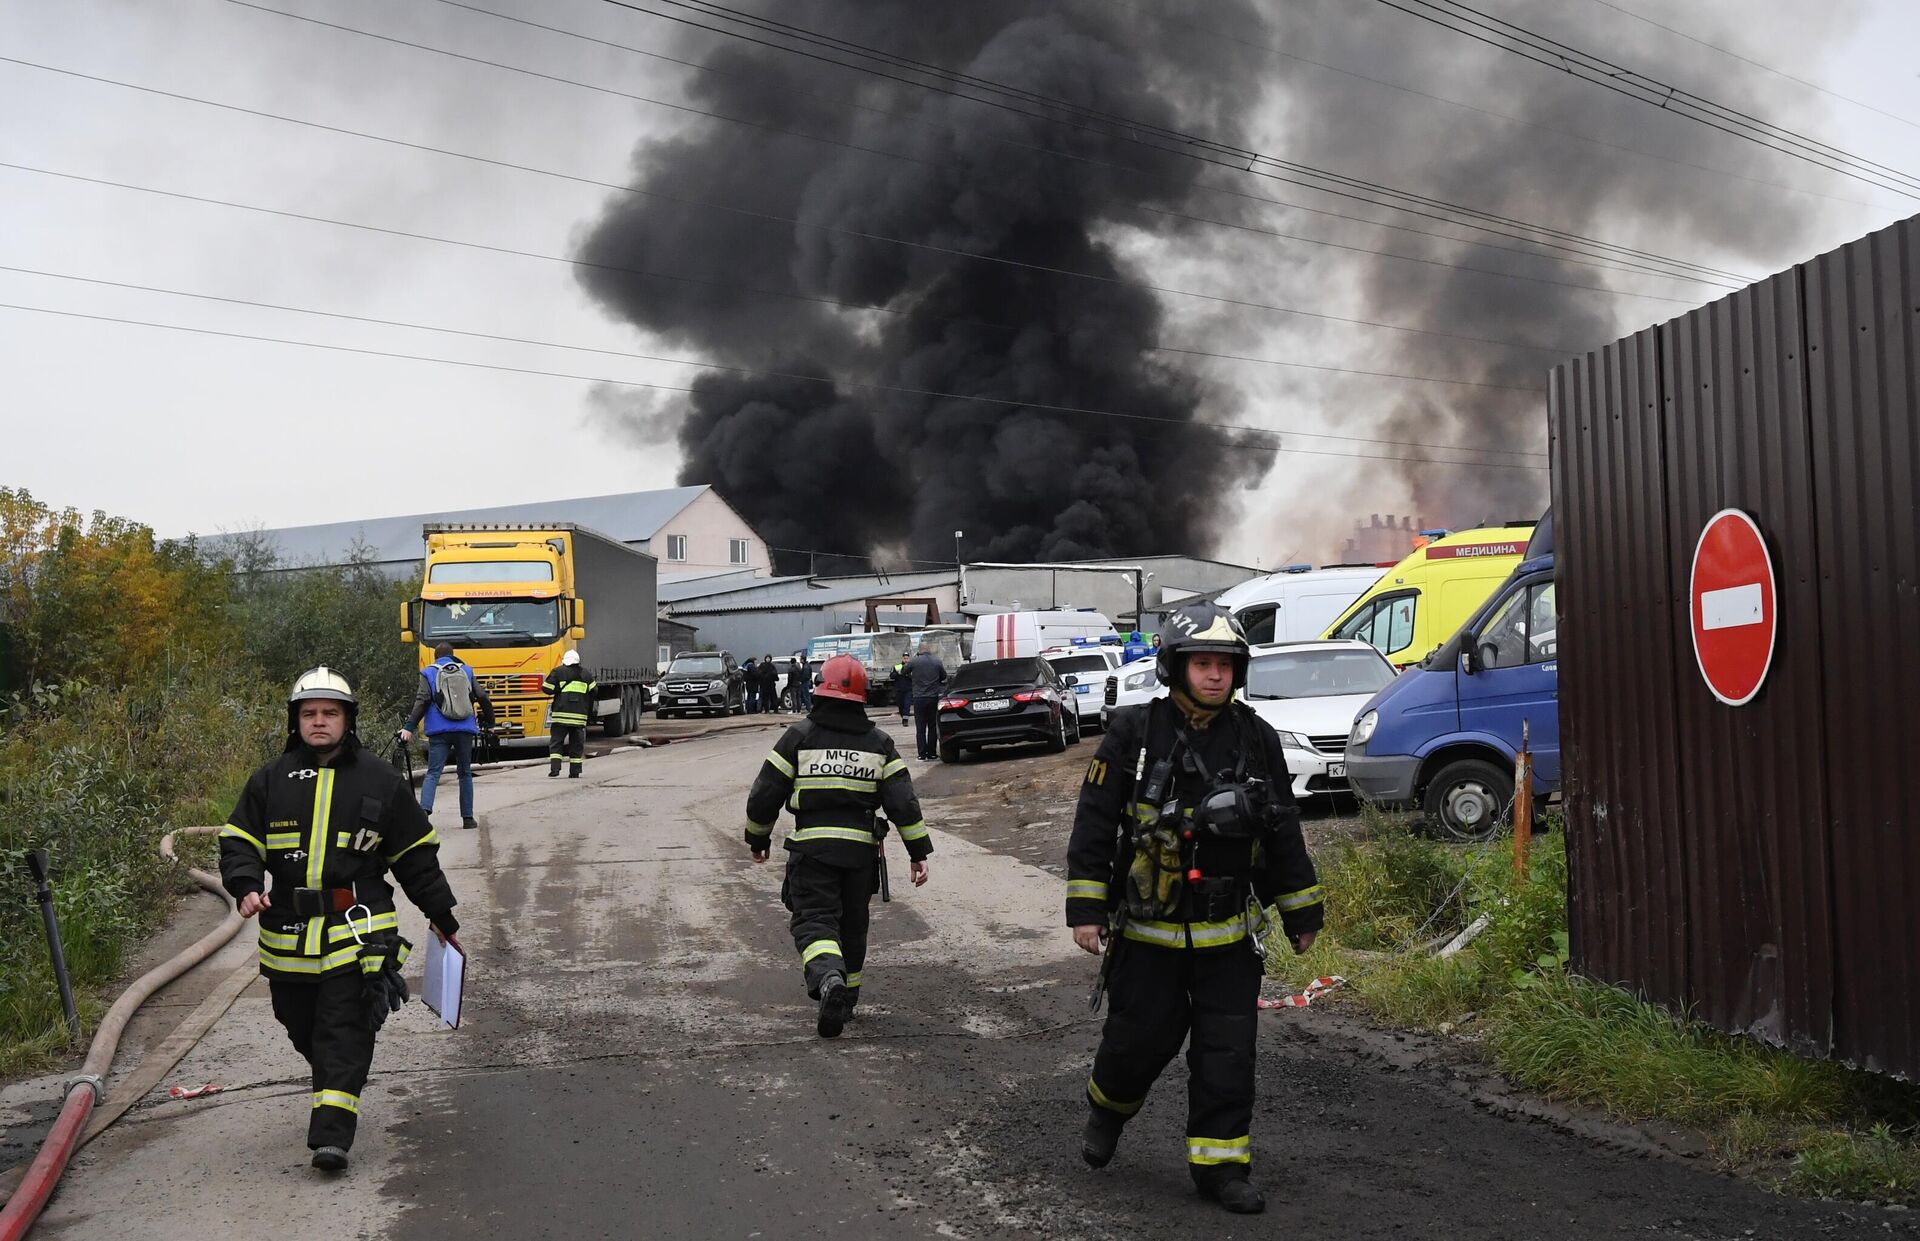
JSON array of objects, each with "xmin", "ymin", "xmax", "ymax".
[
  {"xmin": 542, "ymin": 664, "xmax": 598, "ymax": 728},
  {"xmin": 1064, "ymin": 698, "xmax": 1323, "ymax": 950},
  {"xmin": 220, "ymin": 738, "xmax": 459, "ymax": 980},
  {"xmin": 746, "ymin": 699, "xmax": 933, "ymax": 868}
]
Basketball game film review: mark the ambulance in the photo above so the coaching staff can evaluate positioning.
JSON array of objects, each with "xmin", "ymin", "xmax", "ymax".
[{"xmin": 1320, "ymin": 524, "xmax": 1535, "ymax": 669}]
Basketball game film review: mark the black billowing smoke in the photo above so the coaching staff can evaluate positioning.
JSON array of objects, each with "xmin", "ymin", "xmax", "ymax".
[{"xmin": 576, "ymin": 1, "xmax": 1272, "ymax": 568}]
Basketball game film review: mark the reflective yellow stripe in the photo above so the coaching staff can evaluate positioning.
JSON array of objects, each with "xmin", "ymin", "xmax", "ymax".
[
  {"xmin": 220, "ymin": 824, "xmax": 265, "ymax": 854},
  {"xmin": 258, "ymin": 926, "xmax": 300, "ymax": 951},
  {"xmin": 313, "ymin": 1089, "xmax": 359, "ymax": 1114},
  {"xmin": 792, "ymin": 776, "xmax": 878, "ymax": 794},
  {"xmin": 361, "ymin": 953, "xmax": 386, "ymax": 974},
  {"xmin": 801, "ymin": 939, "xmax": 842, "ymax": 964},
  {"xmin": 1066, "ymin": 879, "xmax": 1109, "ymax": 902},
  {"xmin": 558, "ymin": 680, "xmax": 592, "ymax": 694},
  {"xmin": 1121, "ymin": 915, "xmax": 1248, "ymax": 949},
  {"xmin": 334, "ymin": 832, "xmax": 352, "ymax": 848},
  {"xmin": 549, "ymin": 712, "xmax": 590, "ymax": 725},
  {"xmin": 303, "ymin": 771, "xmax": 334, "ymax": 956},
  {"xmin": 764, "ymin": 750, "xmax": 796, "ymax": 778},
  {"xmin": 881, "ymin": 758, "xmax": 908, "ymax": 778},
  {"xmin": 1273, "ymin": 884, "xmax": 1325, "ymax": 912},
  {"xmin": 386, "ymin": 827, "xmax": 439, "ymax": 863},
  {"xmin": 845, "ymin": 971, "xmax": 862, "ymax": 988},
  {"xmin": 266, "ymin": 832, "xmax": 303, "ymax": 851},
  {"xmin": 327, "ymin": 911, "xmax": 399, "ymax": 942},
  {"xmin": 259, "ymin": 943, "xmax": 364, "ymax": 974},
  {"xmin": 745, "ymin": 820, "xmax": 774, "ymax": 839},
  {"xmin": 1187, "ymin": 1134, "xmax": 1251, "ymax": 1165},
  {"xmin": 893, "ymin": 820, "xmax": 929, "ymax": 842},
  {"xmin": 1087, "ymin": 1076, "xmax": 1144, "ymax": 1116},
  {"xmin": 789, "ymin": 826, "xmax": 877, "ymax": 846}
]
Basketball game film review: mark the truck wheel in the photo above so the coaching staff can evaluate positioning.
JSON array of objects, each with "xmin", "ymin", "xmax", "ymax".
[{"xmin": 1422, "ymin": 759, "xmax": 1514, "ymax": 843}]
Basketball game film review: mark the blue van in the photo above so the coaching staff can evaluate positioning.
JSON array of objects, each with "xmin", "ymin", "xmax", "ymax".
[{"xmin": 1344, "ymin": 513, "xmax": 1558, "ymax": 840}]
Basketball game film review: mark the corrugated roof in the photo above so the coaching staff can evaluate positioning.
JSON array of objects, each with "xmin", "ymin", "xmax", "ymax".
[
  {"xmin": 671, "ymin": 571, "xmax": 959, "ymax": 614},
  {"xmin": 205, "ymin": 486, "xmax": 711, "ymax": 567}
]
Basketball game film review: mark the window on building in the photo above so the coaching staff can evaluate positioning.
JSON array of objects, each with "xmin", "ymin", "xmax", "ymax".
[
  {"xmin": 666, "ymin": 534, "xmax": 688, "ymax": 562},
  {"xmin": 729, "ymin": 538, "xmax": 750, "ymax": 566}
]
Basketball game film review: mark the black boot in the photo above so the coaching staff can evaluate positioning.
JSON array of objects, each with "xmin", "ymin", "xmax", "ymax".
[
  {"xmin": 817, "ymin": 973, "xmax": 851, "ymax": 1039},
  {"xmin": 1195, "ymin": 1170, "xmax": 1265, "ymax": 1215},
  {"xmin": 1081, "ymin": 1106, "xmax": 1125, "ymax": 1168},
  {"xmin": 568, "ymin": 767, "xmax": 581, "ymax": 778},
  {"xmin": 311, "ymin": 1146, "xmax": 349, "ymax": 1172},
  {"xmin": 548, "ymin": 764, "xmax": 560, "ymax": 778}
]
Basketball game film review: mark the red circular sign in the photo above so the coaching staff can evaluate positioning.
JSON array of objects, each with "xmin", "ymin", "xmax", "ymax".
[{"xmin": 1689, "ymin": 510, "xmax": 1777, "ymax": 707}]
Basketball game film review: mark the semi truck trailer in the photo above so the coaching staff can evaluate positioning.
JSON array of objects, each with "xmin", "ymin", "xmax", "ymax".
[{"xmin": 399, "ymin": 523, "xmax": 658, "ymax": 742}]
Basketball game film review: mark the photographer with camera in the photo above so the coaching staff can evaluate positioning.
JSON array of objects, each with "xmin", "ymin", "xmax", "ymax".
[{"xmin": 1063, "ymin": 602, "xmax": 1324, "ymax": 1215}]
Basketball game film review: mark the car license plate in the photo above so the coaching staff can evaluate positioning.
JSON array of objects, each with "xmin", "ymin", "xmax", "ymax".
[
  {"xmin": 1075, "ymin": 684, "xmax": 1091, "ymax": 694},
  {"xmin": 972, "ymin": 699, "xmax": 1010, "ymax": 713},
  {"xmin": 1330, "ymin": 763, "xmax": 1346, "ymax": 778}
]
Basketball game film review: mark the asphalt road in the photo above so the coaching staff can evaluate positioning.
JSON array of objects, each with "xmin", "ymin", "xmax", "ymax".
[{"xmin": 12, "ymin": 717, "xmax": 1916, "ymax": 1239}]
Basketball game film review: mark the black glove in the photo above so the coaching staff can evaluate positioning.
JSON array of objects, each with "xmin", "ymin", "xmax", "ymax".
[{"xmin": 364, "ymin": 937, "xmax": 414, "ymax": 1031}]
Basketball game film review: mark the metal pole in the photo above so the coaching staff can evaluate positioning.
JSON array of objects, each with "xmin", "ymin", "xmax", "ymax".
[
  {"xmin": 1513, "ymin": 720, "xmax": 1534, "ymax": 881},
  {"xmin": 25, "ymin": 849, "xmax": 81, "ymax": 1042}
]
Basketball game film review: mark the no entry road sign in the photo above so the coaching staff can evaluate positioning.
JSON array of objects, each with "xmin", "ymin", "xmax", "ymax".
[{"xmin": 1689, "ymin": 509, "xmax": 1777, "ymax": 706}]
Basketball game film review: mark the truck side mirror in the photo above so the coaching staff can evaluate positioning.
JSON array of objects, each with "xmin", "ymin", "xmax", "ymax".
[
  {"xmin": 1459, "ymin": 643, "xmax": 1477, "ymax": 675},
  {"xmin": 399, "ymin": 599, "xmax": 417, "ymax": 645},
  {"xmin": 569, "ymin": 598, "xmax": 587, "ymax": 641}
]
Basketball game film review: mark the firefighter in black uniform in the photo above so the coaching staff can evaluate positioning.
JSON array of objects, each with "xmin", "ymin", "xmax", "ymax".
[
  {"xmin": 746, "ymin": 654, "xmax": 932, "ymax": 1037},
  {"xmin": 1065, "ymin": 603, "xmax": 1324, "ymax": 1215},
  {"xmin": 543, "ymin": 650, "xmax": 595, "ymax": 778},
  {"xmin": 219, "ymin": 667, "xmax": 461, "ymax": 1172}
]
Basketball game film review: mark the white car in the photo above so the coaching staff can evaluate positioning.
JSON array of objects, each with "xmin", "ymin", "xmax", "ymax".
[
  {"xmin": 1100, "ymin": 653, "xmax": 1164, "ymax": 729},
  {"xmin": 1041, "ymin": 646, "xmax": 1126, "ymax": 733},
  {"xmin": 1243, "ymin": 640, "xmax": 1398, "ymax": 801}
]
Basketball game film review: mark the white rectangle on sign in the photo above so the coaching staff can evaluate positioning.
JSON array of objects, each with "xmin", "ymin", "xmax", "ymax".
[{"xmin": 1701, "ymin": 583, "xmax": 1764, "ymax": 631}]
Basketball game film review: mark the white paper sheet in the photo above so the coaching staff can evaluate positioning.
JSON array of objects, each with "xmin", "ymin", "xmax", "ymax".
[{"xmin": 423, "ymin": 935, "xmax": 465, "ymax": 1029}]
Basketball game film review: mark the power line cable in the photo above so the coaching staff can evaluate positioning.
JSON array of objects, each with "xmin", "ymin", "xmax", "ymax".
[
  {"xmin": 0, "ymin": 302, "xmax": 1547, "ymax": 472},
  {"xmin": 0, "ymin": 54, "xmax": 1711, "ymax": 310},
  {"xmin": 1, "ymin": 159, "xmax": 1552, "ymax": 394},
  {"xmin": 1091, "ymin": 0, "xmax": 1897, "ymax": 211},
  {"xmin": 433, "ymin": 0, "xmax": 1743, "ymax": 291},
  {"xmin": 1373, "ymin": 0, "xmax": 1920, "ymax": 200},
  {"xmin": 1575, "ymin": 0, "xmax": 1920, "ymax": 133},
  {"xmin": 0, "ymin": 263, "xmax": 1545, "ymax": 460},
  {"xmin": 594, "ymin": 0, "xmax": 1755, "ymax": 284}
]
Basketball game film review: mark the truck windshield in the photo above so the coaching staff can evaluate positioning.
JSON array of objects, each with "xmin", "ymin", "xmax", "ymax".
[
  {"xmin": 421, "ymin": 599, "xmax": 560, "ymax": 646},
  {"xmin": 1246, "ymin": 649, "xmax": 1395, "ymax": 699},
  {"xmin": 669, "ymin": 656, "xmax": 727, "ymax": 676},
  {"xmin": 428, "ymin": 560, "xmax": 555, "ymax": 583}
]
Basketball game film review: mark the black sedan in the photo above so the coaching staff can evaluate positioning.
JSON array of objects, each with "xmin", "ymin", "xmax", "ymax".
[{"xmin": 935, "ymin": 657, "xmax": 1080, "ymax": 762}]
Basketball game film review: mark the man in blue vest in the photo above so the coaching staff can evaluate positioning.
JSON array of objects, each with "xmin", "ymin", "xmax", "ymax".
[{"xmin": 399, "ymin": 642, "xmax": 494, "ymax": 830}]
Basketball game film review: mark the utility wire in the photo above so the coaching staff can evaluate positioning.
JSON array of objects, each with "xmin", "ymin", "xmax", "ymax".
[
  {"xmin": 434, "ymin": 0, "xmax": 1740, "ymax": 292},
  {"xmin": 2, "ymin": 54, "xmax": 1709, "ymax": 310},
  {"xmin": 1093, "ymin": 0, "xmax": 1896, "ymax": 211},
  {"xmin": 0, "ymin": 302, "xmax": 1548, "ymax": 473},
  {"xmin": 1576, "ymin": 0, "xmax": 1920, "ymax": 133},
  {"xmin": 0, "ymin": 264, "xmax": 1545, "ymax": 460},
  {"xmin": 1, "ymin": 158, "xmax": 1561, "ymax": 392},
  {"xmin": 1374, "ymin": 0, "xmax": 1920, "ymax": 200},
  {"xmin": 596, "ymin": 0, "xmax": 1754, "ymax": 285}
]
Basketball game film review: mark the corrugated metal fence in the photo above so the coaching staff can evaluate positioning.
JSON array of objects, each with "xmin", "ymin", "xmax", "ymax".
[{"xmin": 1550, "ymin": 213, "xmax": 1918, "ymax": 1079}]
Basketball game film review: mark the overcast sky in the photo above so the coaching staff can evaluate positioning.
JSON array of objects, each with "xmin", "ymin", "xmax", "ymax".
[{"xmin": 4, "ymin": 0, "xmax": 1916, "ymax": 566}]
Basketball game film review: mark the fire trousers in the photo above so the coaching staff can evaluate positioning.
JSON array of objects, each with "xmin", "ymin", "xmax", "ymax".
[
  {"xmin": 549, "ymin": 724, "xmax": 586, "ymax": 776},
  {"xmin": 269, "ymin": 973, "xmax": 374, "ymax": 1151},
  {"xmin": 1085, "ymin": 939, "xmax": 1263, "ymax": 1177},
  {"xmin": 782, "ymin": 852, "xmax": 875, "ymax": 1004}
]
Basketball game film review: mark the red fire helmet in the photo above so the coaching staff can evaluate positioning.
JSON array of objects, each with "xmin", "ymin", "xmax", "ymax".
[{"xmin": 815, "ymin": 654, "xmax": 869, "ymax": 703}]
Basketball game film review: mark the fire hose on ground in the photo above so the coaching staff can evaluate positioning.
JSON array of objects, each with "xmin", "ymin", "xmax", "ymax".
[{"xmin": 0, "ymin": 826, "xmax": 242, "ymax": 1240}]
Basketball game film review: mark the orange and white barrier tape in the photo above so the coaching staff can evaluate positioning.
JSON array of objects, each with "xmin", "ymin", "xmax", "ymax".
[{"xmin": 1257, "ymin": 975, "xmax": 1346, "ymax": 1009}]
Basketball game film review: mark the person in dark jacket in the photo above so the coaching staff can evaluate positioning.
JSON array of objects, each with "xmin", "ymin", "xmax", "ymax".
[
  {"xmin": 220, "ymin": 667, "xmax": 461, "ymax": 1173},
  {"xmin": 903, "ymin": 643, "xmax": 948, "ymax": 761},
  {"xmin": 743, "ymin": 658, "xmax": 761, "ymax": 714},
  {"xmin": 893, "ymin": 659, "xmax": 912, "ymax": 726},
  {"xmin": 787, "ymin": 654, "xmax": 811, "ymax": 711},
  {"xmin": 399, "ymin": 643, "xmax": 494, "ymax": 830},
  {"xmin": 745, "ymin": 654, "xmax": 932, "ymax": 1037},
  {"xmin": 756, "ymin": 655, "xmax": 782, "ymax": 714},
  {"xmin": 1064, "ymin": 603, "xmax": 1323, "ymax": 1215},
  {"xmin": 542, "ymin": 650, "xmax": 595, "ymax": 778}
]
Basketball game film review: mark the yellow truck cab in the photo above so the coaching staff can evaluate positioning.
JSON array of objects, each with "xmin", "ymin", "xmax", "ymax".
[
  {"xmin": 400, "ymin": 524, "xmax": 657, "ymax": 742},
  {"xmin": 1320, "ymin": 524, "xmax": 1533, "ymax": 670}
]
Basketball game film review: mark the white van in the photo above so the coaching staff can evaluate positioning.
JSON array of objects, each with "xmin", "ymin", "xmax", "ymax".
[
  {"xmin": 1214, "ymin": 566, "xmax": 1384, "ymax": 646},
  {"xmin": 972, "ymin": 610, "xmax": 1117, "ymax": 661}
]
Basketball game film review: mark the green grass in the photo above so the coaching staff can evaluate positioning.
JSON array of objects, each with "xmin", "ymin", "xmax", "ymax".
[{"xmin": 1270, "ymin": 820, "xmax": 1920, "ymax": 1204}]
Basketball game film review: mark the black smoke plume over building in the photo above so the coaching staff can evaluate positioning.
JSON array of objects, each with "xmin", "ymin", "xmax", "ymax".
[{"xmin": 575, "ymin": 1, "xmax": 1273, "ymax": 569}]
